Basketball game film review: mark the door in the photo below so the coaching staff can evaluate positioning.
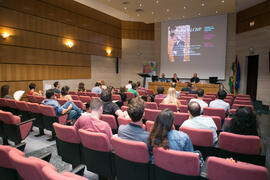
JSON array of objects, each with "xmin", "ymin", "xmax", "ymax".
[{"xmin": 246, "ymin": 55, "xmax": 259, "ymax": 101}]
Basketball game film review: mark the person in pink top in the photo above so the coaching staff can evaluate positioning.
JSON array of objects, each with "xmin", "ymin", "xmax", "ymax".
[{"xmin": 74, "ymin": 98, "xmax": 112, "ymax": 140}]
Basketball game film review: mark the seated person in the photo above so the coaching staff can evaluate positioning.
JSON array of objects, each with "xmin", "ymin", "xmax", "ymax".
[
  {"xmin": 181, "ymin": 82, "xmax": 192, "ymax": 92},
  {"xmin": 125, "ymin": 80, "xmax": 132, "ymax": 89},
  {"xmin": 28, "ymin": 83, "xmax": 42, "ymax": 96},
  {"xmin": 116, "ymin": 86, "xmax": 127, "ymax": 103},
  {"xmin": 171, "ymin": 73, "xmax": 180, "ymax": 83},
  {"xmin": 136, "ymin": 81, "xmax": 145, "ymax": 90},
  {"xmin": 161, "ymin": 88, "xmax": 181, "ymax": 110},
  {"xmin": 101, "ymin": 89, "xmax": 124, "ymax": 118},
  {"xmin": 224, "ymin": 106, "xmax": 258, "ymax": 136},
  {"xmin": 74, "ymin": 98, "xmax": 112, "ymax": 140},
  {"xmin": 190, "ymin": 73, "xmax": 200, "ymax": 83},
  {"xmin": 42, "ymin": 89, "xmax": 82, "ymax": 123},
  {"xmin": 171, "ymin": 83, "xmax": 180, "ymax": 98},
  {"xmin": 181, "ymin": 102, "xmax": 217, "ymax": 143},
  {"xmin": 189, "ymin": 89, "xmax": 208, "ymax": 113},
  {"xmin": 118, "ymin": 98, "xmax": 148, "ymax": 144},
  {"xmin": 159, "ymin": 73, "xmax": 169, "ymax": 82},
  {"xmin": 209, "ymin": 90, "xmax": 230, "ymax": 113},
  {"xmin": 59, "ymin": 86, "xmax": 73, "ymax": 101},
  {"xmin": 127, "ymin": 83, "xmax": 138, "ymax": 97},
  {"xmin": 155, "ymin": 86, "xmax": 167, "ymax": 99},
  {"xmin": 53, "ymin": 81, "xmax": 61, "ymax": 94},
  {"xmin": 1, "ymin": 85, "xmax": 13, "ymax": 99},
  {"xmin": 78, "ymin": 82, "xmax": 85, "ymax": 92},
  {"xmin": 101, "ymin": 80, "xmax": 107, "ymax": 90},
  {"xmin": 91, "ymin": 82, "xmax": 102, "ymax": 94}
]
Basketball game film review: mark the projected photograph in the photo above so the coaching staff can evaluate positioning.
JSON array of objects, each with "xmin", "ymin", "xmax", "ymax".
[{"xmin": 168, "ymin": 25, "xmax": 190, "ymax": 62}]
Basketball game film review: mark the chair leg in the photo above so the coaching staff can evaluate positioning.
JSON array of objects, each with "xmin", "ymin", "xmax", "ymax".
[{"xmin": 35, "ymin": 128, "xmax": 45, "ymax": 137}]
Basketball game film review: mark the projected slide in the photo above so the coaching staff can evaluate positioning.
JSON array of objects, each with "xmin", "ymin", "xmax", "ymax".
[{"xmin": 161, "ymin": 15, "xmax": 227, "ymax": 79}]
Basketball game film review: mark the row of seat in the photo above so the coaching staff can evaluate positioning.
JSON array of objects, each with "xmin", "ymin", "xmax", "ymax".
[
  {"xmin": 53, "ymin": 123, "xmax": 267, "ymax": 180},
  {"xmin": 0, "ymin": 145, "xmax": 86, "ymax": 180}
]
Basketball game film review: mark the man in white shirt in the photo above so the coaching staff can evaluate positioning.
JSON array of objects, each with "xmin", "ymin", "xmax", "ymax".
[
  {"xmin": 209, "ymin": 90, "xmax": 230, "ymax": 113},
  {"xmin": 125, "ymin": 80, "xmax": 132, "ymax": 89},
  {"xmin": 189, "ymin": 88, "xmax": 208, "ymax": 114},
  {"xmin": 181, "ymin": 101, "xmax": 218, "ymax": 143}
]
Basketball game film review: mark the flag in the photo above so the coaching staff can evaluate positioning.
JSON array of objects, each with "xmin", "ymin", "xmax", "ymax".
[{"xmin": 229, "ymin": 56, "xmax": 240, "ymax": 96}]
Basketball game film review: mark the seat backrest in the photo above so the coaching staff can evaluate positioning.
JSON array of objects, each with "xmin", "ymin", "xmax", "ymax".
[
  {"xmin": 7, "ymin": 99, "xmax": 18, "ymax": 109},
  {"xmin": 78, "ymin": 129, "xmax": 111, "ymax": 152},
  {"xmin": 146, "ymin": 89, "xmax": 154, "ymax": 96},
  {"xmin": 224, "ymin": 117, "xmax": 232, "ymax": 126},
  {"xmin": 0, "ymin": 98, "xmax": 7, "ymax": 107},
  {"xmin": 202, "ymin": 98, "xmax": 212, "ymax": 105},
  {"xmin": 100, "ymin": 114, "xmax": 118, "ymax": 129},
  {"xmin": 68, "ymin": 91, "xmax": 77, "ymax": 95},
  {"xmin": 70, "ymin": 95, "xmax": 80, "ymax": 100},
  {"xmin": 111, "ymin": 136, "xmax": 149, "ymax": 163},
  {"xmin": 72, "ymin": 100, "xmax": 86, "ymax": 110},
  {"xmin": 40, "ymin": 105, "xmax": 56, "ymax": 117},
  {"xmin": 232, "ymin": 104, "xmax": 254, "ymax": 110},
  {"xmin": 179, "ymin": 126, "xmax": 213, "ymax": 146},
  {"xmin": 158, "ymin": 103, "xmax": 177, "ymax": 112},
  {"xmin": 42, "ymin": 165, "xmax": 88, "ymax": 180},
  {"xmin": 224, "ymin": 98, "xmax": 233, "ymax": 106},
  {"xmin": 237, "ymin": 94, "xmax": 250, "ymax": 98},
  {"xmin": 57, "ymin": 99, "xmax": 68, "ymax": 106},
  {"xmin": 201, "ymin": 115, "xmax": 221, "ymax": 130},
  {"xmin": 146, "ymin": 102, "xmax": 158, "ymax": 110},
  {"xmin": 125, "ymin": 92, "xmax": 135, "ymax": 100},
  {"xmin": 233, "ymin": 100, "xmax": 252, "ymax": 105},
  {"xmin": 53, "ymin": 123, "xmax": 80, "ymax": 144},
  {"xmin": 179, "ymin": 105, "xmax": 188, "ymax": 113},
  {"xmin": 144, "ymin": 109, "xmax": 161, "ymax": 121},
  {"xmin": 118, "ymin": 117, "xmax": 132, "ymax": 126},
  {"xmin": 9, "ymin": 150, "xmax": 56, "ymax": 180},
  {"xmin": 154, "ymin": 98, "xmax": 164, "ymax": 107},
  {"xmin": 0, "ymin": 145, "xmax": 24, "ymax": 169},
  {"xmin": 28, "ymin": 102, "xmax": 41, "ymax": 114},
  {"xmin": 88, "ymin": 92, "xmax": 97, "ymax": 97},
  {"xmin": 0, "ymin": 111, "xmax": 21, "ymax": 124},
  {"xmin": 203, "ymin": 107, "xmax": 226, "ymax": 119},
  {"xmin": 219, "ymin": 132, "xmax": 260, "ymax": 155},
  {"xmin": 137, "ymin": 90, "xmax": 146, "ymax": 96},
  {"xmin": 145, "ymin": 120, "xmax": 154, "ymax": 132},
  {"xmin": 35, "ymin": 96, "xmax": 45, "ymax": 104},
  {"xmin": 180, "ymin": 96, "xmax": 192, "ymax": 103},
  {"xmin": 112, "ymin": 94, "xmax": 121, "ymax": 102},
  {"xmin": 27, "ymin": 95, "xmax": 36, "ymax": 103},
  {"xmin": 235, "ymin": 97, "xmax": 251, "ymax": 101},
  {"xmin": 153, "ymin": 147, "xmax": 200, "ymax": 176},
  {"xmin": 173, "ymin": 112, "xmax": 189, "ymax": 126},
  {"xmin": 16, "ymin": 101, "xmax": 29, "ymax": 112},
  {"xmin": 179, "ymin": 100, "xmax": 187, "ymax": 105},
  {"xmin": 207, "ymin": 156, "xmax": 268, "ymax": 180},
  {"xmin": 229, "ymin": 109, "xmax": 237, "ymax": 115},
  {"xmin": 79, "ymin": 96, "xmax": 91, "ymax": 104}
]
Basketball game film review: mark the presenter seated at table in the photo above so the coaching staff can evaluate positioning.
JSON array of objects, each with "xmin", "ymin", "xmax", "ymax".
[
  {"xmin": 171, "ymin": 73, "xmax": 180, "ymax": 83},
  {"xmin": 190, "ymin": 73, "xmax": 200, "ymax": 83},
  {"xmin": 159, "ymin": 73, "xmax": 169, "ymax": 83}
]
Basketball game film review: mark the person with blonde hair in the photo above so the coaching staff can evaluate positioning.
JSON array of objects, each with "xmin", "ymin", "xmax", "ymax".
[{"xmin": 161, "ymin": 87, "xmax": 181, "ymax": 110}]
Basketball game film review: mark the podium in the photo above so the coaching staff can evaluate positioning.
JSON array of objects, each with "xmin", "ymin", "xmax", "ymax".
[{"xmin": 137, "ymin": 73, "xmax": 151, "ymax": 88}]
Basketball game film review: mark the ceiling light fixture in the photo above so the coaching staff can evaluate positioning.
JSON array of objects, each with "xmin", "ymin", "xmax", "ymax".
[
  {"xmin": 166, "ymin": 9, "xmax": 170, "ymax": 12},
  {"xmin": 201, "ymin": 3, "xmax": 205, "ymax": 6},
  {"xmin": 221, "ymin": 0, "xmax": 225, "ymax": 3},
  {"xmin": 155, "ymin": 0, "xmax": 159, "ymax": 4},
  {"xmin": 216, "ymin": 10, "xmax": 218, "ymax": 13},
  {"xmin": 184, "ymin": 6, "xmax": 186, "ymax": 9},
  {"xmin": 151, "ymin": 11, "xmax": 154, "ymax": 15},
  {"xmin": 124, "ymin": 7, "xmax": 127, "ymax": 10},
  {"xmin": 137, "ymin": 14, "xmax": 140, "ymax": 16}
]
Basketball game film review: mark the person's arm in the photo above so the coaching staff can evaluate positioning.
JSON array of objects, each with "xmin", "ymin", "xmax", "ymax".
[
  {"xmin": 115, "ymin": 109, "xmax": 124, "ymax": 117},
  {"xmin": 183, "ymin": 136, "xmax": 194, "ymax": 152},
  {"xmin": 61, "ymin": 104, "xmax": 72, "ymax": 114}
]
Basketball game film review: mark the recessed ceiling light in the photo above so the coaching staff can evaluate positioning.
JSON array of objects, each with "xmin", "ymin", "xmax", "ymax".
[
  {"xmin": 198, "ymin": 13, "xmax": 200, "ymax": 15},
  {"xmin": 137, "ymin": 14, "xmax": 140, "ymax": 16},
  {"xmin": 182, "ymin": 15, "xmax": 185, "ymax": 18},
  {"xmin": 221, "ymin": 0, "xmax": 225, "ymax": 3},
  {"xmin": 168, "ymin": 17, "xmax": 171, "ymax": 20},
  {"xmin": 156, "ymin": 0, "xmax": 159, "ymax": 4},
  {"xmin": 166, "ymin": 9, "xmax": 170, "ymax": 12},
  {"xmin": 139, "ymin": 3, "xmax": 142, "ymax": 7},
  {"xmin": 184, "ymin": 6, "xmax": 186, "ymax": 9},
  {"xmin": 124, "ymin": 7, "xmax": 127, "ymax": 10},
  {"xmin": 216, "ymin": 10, "xmax": 218, "ymax": 13},
  {"xmin": 201, "ymin": 3, "xmax": 205, "ymax": 6},
  {"xmin": 151, "ymin": 11, "xmax": 154, "ymax": 15}
]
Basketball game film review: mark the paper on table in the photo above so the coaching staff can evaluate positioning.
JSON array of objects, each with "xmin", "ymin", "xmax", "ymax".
[{"xmin": 13, "ymin": 90, "xmax": 25, "ymax": 101}]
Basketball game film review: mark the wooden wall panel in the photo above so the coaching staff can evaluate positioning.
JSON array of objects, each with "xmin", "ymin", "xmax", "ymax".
[
  {"xmin": 237, "ymin": 1, "xmax": 270, "ymax": 34},
  {"xmin": 121, "ymin": 21, "xmax": 154, "ymax": 40}
]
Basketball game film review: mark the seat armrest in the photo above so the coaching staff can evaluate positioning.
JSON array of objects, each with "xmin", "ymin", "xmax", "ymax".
[{"xmin": 17, "ymin": 118, "xmax": 36, "ymax": 126}]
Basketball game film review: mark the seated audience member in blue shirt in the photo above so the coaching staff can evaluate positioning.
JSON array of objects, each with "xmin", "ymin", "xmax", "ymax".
[
  {"xmin": 42, "ymin": 89, "xmax": 82, "ymax": 124},
  {"xmin": 159, "ymin": 73, "xmax": 169, "ymax": 83},
  {"xmin": 118, "ymin": 97, "xmax": 149, "ymax": 144},
  {"xmin": 91, "ymin": 82, "xmax": 102, "ymax": 94}
]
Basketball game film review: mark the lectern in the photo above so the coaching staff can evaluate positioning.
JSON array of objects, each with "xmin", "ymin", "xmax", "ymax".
[{"xmin": 137, "ymin": 73, "xmax": 151, "ymax": 88}]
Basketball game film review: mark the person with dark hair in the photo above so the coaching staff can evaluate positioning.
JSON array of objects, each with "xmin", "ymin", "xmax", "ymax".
[
  {"xmin": 91, "ymin": 82, "xmax": 102, "ymax": 94},
  {"xmin": 190, "ymin": 73, "xmax": 200, "ymax": 83},
  {"xmin": 148, "ymin": 109, "xmax": 193, "ymax": 152},
  {"xmin": 59, "ymin": 86, "xmax": 72, "ymax": 101},
  {"xmin": 155, "ymin": 86, "xmax": 166, "ymax": 99},
  {"xmin": 127, "ymin": 82, "xmax": 138, "ymax": 97},
  {"xmin": 171, "ymin": 73, "xmax": 180, "ymax": 83},
  {"xmin": 209, "ymin": 90, "xmax": 230, "ymax": 113},
  {"xmin": 181, "ymin": 82, "xmax": 193, "ymax": 92},
  {"xmin": 125, "ymin": 80, "xmax": 132, "ymax": 89},
  {"xmin": 115, "ymin": 86, "xmax": 127, "ymax": 107},
  {"xmin": 53, "ymin": 81, "xmax": 61, "ymax": 94},
  {"xmin": 74, "ymin": 98, "xmax": 112, "ymax": 140},
  {"xmin": 171, "ymin": 83, "xmax": 180, "ymax": 98},
  {"xmin": 1, "ymin": 85, "xmax": 13, "ymax": 99},
  {"xmin": 28, "ymin": 83, "xmax": 43, "ymax": 96},
  {"xmin": 101, "ymin": 89, "xmax": 124, "ymax": 118},
  {"xmin": 159, "ymin": 73, "xmax": 169, "ymax": 82},
  {"xmin": 42, "ymin": 89, "xmax": 82, "ymax": 123},
  {"xmin": 78, "ymin": 82, "xmax": 85, "ymax": 92},
  {"xmin": 118, "ymin": 98, "xmax": 149, "ymax": 144},
  {"xmin": 190, "ymin": 88, "xmax": 208, "ymax": 113},
  {"xmin": 181, "ymin": 102, "xmax": 217, "ymax": 143},
  {"xmin": 224, "ymin": 107, "xmax": 258, "ymax": 136}
]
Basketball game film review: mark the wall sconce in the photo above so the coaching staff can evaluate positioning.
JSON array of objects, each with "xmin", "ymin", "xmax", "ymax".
[
  {"xmin": 1, "ymin": 32, "xmax": 11, "ymax": 39},
  {"xmin": 106, "ymin": 48, "xmax": 112, "ymax": 56},
  {"xmin": 65, "ymin": 40, "xmax": 74, "ymax": 48}
]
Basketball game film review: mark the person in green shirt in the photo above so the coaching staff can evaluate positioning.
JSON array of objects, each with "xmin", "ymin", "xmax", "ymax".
[{"xmin": 127, "ymin": 83, "xmax": 138, "ymax": 97}]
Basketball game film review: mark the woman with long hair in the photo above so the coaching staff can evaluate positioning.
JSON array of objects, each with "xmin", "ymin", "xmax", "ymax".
[
  {"xmin": 59, "ymin": 86, "xmax": 73, "ymax": 101},
  {"xmin": 161, "ymin": 87, "xmax": 181, "ymax": 110},
  {"xmin": 78, "ymin": 82, "xmax": 85, "ymax": 92},
  {"xmin": 1, "ymin": 85, "xmax": 12, "ymax": 99}
]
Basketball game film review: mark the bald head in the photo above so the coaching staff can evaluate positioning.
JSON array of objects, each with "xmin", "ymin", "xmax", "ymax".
[{"xmin": 188, "ymin": 102, "xmax": 201, "ymax": 117}]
